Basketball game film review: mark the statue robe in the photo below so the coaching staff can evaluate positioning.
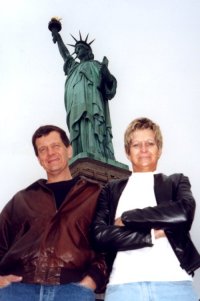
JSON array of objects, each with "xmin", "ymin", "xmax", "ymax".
[{"xmin": 63, "ymin": 58, "xmax": 117, "ymax": 160}]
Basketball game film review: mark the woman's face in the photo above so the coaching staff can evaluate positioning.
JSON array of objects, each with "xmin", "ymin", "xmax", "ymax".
[{"xmin": 127, "ymin": 128, "xmax": 162, "ymax": 172}]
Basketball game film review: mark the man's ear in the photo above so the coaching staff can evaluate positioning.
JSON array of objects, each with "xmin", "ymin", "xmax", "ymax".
[
  {"xmin": 37, "ymin": 156, "xmax": 43, "ymax": 168},
  {"xmin": 67, "ymin": 145, "xmax": 73, "ymax": 160}
]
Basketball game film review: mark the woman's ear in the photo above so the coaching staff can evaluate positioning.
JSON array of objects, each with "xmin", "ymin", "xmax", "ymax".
[
  {"xmin": 125, "ymin": 149, "xmax": 131, "ymax": 161},
  {"xmin": 158, "ymin": 148, "xmax": 162, "ymax": 159}
]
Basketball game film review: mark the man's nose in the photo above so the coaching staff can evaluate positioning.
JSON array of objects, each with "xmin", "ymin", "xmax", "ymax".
[{"xmin": 47, "ymin": 147, "xmax": 55, "ymax": 155}]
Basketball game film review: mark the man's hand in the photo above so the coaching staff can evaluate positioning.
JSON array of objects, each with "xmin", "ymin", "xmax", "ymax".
[
  {"xmin": 0, "ymin": 275, "xmax": 22, "ymax": 288},
  {"xmin": 79, "ymin": 275, "xmax": 96, "ymax": 291}
]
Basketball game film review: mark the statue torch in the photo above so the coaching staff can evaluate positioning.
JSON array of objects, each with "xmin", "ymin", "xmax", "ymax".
[{"xmin": 48, "ymin": 17, "xmax": 62, "ymax": 43}]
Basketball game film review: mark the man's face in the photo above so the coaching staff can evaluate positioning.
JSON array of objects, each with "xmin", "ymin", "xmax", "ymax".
[
  {"xmin": 127, "ymin": 128, "xmax": 161, "ymax": 172},
  {"xmin": 35, "ymin": 131, "xmax": 72, "ymax": 180}
]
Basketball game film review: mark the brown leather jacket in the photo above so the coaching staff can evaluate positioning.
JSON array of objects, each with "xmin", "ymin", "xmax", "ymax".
[{"xmin": 0, "ymin": 176, "xmax": 107, "ymax": 290}]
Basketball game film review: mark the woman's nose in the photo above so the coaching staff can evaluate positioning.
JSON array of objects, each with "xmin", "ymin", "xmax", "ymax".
[{"xmin": 140, "ymin": 143, "xmax": 147, "ymax": 152}]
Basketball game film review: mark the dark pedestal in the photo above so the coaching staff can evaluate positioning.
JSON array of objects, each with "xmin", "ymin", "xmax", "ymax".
[{"xmin": 69, "ymin": 152, "xmax": 131, "ymax": 184}]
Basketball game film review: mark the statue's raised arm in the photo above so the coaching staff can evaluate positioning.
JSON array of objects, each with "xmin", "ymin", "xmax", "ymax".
[
  {"xmin": 48, "ymin": 18, "xmax": 70, "ymax": 62},
  {"xmin": 48, "ymin": 18, "xmax": 117, "ymax": 161}
]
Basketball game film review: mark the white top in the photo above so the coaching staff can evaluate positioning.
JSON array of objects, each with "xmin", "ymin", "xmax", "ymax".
[{"xmin": 109, "ymin": 172, "xmax": 192, "ymax": 285}]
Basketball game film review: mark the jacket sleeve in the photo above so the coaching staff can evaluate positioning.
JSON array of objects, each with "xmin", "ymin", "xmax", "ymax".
[
  {"xmin": 85, "ymin": 252, "xmax": 108, "ymax": 293},
  {"xmin": 91, "ymin": 182, "xmax": 153, "ymax": 253},
  {"xmin": 121, "ymin": 174, "xmax": 195, "ymax": 232},
  {"xmin": 0, "ymin": 201, "xmax": 14, "ymax": 266}
]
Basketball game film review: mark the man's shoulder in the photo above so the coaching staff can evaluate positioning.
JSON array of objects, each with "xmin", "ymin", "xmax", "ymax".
[
  {"xmin": 78, "ymin": 176, "xmax": 102, "ymax": 188},
  {"xmin": 14, "ymin": 179, "xmax": 46, "ymax": 196},
  {"xmin": 75, "ymin": 176, "xmax": 128, "ymax": 192},
  {"xmin": 1, "ymin": 179, "xmax": 47, "ymax": 213}
]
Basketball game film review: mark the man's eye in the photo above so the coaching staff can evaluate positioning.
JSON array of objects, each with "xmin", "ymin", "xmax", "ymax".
[
  {"xmin": 39, "ymin": 148, "xmax": 46, "ymax": 153},
  {"xmin": 53, "ymin": 144, "xmax": 60, "ymax": 149}
]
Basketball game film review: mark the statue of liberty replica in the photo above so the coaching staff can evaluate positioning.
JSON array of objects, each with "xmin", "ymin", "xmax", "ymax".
[{"xmin": 48, "ymin": 18, "xmax": 117, "ymax": 161}]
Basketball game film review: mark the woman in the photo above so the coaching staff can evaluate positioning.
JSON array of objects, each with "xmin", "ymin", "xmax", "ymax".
[{"xmin": 91, "ymin": 117, "xmax": 200, "ymax": 301}]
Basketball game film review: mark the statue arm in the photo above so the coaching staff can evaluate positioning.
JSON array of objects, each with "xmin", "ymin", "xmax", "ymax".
[
  {"xmin": 51, "ymin": 31, "xmax": 70, "ymax": 61},
  {"xmin": 100, "ymin": 64, "xmax": 114, "ymax": 87},
  {"xmin": 100, "ymin": 60, "xmax": 117, "ymax": 100}
]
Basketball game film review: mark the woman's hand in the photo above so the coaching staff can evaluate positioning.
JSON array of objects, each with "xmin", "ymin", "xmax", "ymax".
[
  {"xmin": 114, "ymin": 217, "xmax": 125, "ymax": 226},
  {"xmin": 154, "ymin": 229, "xmax": 166, "ymax": 239}
]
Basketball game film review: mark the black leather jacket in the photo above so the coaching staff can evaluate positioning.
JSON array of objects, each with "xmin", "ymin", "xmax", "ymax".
[{"xmin": 91, "ymin": 173, "xmax": 200, "ymax": 276}]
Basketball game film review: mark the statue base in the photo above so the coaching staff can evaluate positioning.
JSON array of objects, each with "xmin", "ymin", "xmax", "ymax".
[{"xmin": 69, "ymin": 152, "xmax": 131, "ymax": 184}]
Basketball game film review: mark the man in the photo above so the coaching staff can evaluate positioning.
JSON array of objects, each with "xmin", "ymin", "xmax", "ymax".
[
  {"xmin": 0, "ymin": 125, "xmax": 107, "ymax": 301},
  {"xmin": 49, "ymin": 20, "xmax": 117, "ymax": 160}
]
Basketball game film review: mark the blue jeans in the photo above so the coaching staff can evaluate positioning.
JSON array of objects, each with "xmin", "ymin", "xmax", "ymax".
[
  {"xmin": 0, "ymin": 282, "xmax": 95, "ymax": 301},
  {"xmin": 105, "ymin": 281, "xmax": 199, "ymax": 301}
]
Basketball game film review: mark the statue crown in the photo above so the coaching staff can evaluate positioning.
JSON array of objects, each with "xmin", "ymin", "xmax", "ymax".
[{"xmin": 68, "ymin": 31, "xmax": 95, "ymax": 50}]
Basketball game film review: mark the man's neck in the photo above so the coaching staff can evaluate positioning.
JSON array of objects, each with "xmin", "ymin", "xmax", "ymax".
[{"xmin": 47, "ymin": 171, "xmax": 72, "ymax": 183}]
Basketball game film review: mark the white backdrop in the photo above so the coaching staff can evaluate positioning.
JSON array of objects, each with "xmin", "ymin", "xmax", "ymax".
[{"xmin": 1, "ymin": 0, "xmax": 200, "ymax": 295}]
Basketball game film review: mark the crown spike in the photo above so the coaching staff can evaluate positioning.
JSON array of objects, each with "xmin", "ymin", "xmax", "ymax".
[
  {"xmin": 67, "ymin": 44, "xmax": 75, "ymax": 47},
  {"xmin": 70, "ymin": 34, "xmax": 78, "ymax": 42},
  {"xmin": 88, "ymin": 39, "xmax": 95, "ymax": 45},
  {"xmin": 79, "ymin": 31, "xmax": 83, "ymax": 41},
  {"xmin": 85, "ymin": 34, "xmax": 89, "ymax": 43}
]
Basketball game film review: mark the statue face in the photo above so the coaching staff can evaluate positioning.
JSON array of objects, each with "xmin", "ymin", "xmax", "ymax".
[{"xmin": 75, "ymin": 43, "xmax": 90, "ymax": 60}]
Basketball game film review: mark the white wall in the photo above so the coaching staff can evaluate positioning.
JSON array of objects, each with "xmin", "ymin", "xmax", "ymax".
[{"xmin": 1, "ymin": 0, "xmax": 200, "ymax": 295}]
